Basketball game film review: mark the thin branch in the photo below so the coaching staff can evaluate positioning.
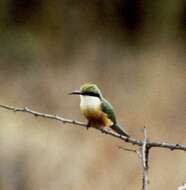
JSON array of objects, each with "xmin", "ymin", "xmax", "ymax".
[
  {"xmin": 0, "ymin": 104, "xmax": 87, "ymax": 127},
  {"xmin": 148, "ymin": 142, "xmax": 186, "ymax": 151},
  {"xmin": 0, "ymin": 104, "xmax": 186, "ymax": 152},
  {"xmin": 0, "ymin": 104, "xmax": 142, "ymax": 145},
  {"xmin": 118, "ymin": 146, "xmax": 138, "ymax": 153},
  {"xmin": 141, "ymin": 127, "xmax": 149, "ymax": 190}
]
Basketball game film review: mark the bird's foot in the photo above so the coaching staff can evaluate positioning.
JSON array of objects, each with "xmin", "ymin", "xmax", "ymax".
[
  {"xmin": 100, "ymin": 127, "xmax": 109, "ymax": 134},
  {"xmin": 86, "ymin": 122, "xmax": 91, "ymax": 130}
]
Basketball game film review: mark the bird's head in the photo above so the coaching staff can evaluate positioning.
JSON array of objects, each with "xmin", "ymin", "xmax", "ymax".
[{"xmin": 69, "ymin": 83, "xmax": 102, "ymax": 99}]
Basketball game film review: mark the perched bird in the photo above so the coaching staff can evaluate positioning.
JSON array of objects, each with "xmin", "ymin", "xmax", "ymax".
[{"xmin": 69, "ymin": 83, "xmax": 129, "ymax": 137}]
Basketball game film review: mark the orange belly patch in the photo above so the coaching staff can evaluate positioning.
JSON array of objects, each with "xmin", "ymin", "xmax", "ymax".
[{"xmin": 81, "ymin": 107, "xmax": 112, "ymax": 128}]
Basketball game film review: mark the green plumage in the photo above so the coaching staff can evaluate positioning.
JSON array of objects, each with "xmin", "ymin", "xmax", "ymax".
[
  {"xmin": 101, "ymin": 98, "xmax": 130, "ymax": 137},
  {"xmin": 101, "ymin": 98, "xmax": 117, "ymax": 124}
]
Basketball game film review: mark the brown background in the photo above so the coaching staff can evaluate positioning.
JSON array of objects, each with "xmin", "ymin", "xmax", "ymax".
[{"xmin": 0, "ymin": 1, "xmax": 186, "ymax": 189}]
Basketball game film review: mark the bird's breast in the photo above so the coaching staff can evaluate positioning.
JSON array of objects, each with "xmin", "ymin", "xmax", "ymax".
[
  {"xmin": 80, "ymin": 96, "xmax": 112, "ymax": 127},
  {"xmin": 80, "ymin": 95, "xmax": 101, "ymax": 115}
]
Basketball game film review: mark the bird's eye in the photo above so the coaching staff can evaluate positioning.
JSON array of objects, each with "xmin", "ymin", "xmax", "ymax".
[{"xmin": 83, "ymin": 91, "xmax": 100, "ymax": 98}]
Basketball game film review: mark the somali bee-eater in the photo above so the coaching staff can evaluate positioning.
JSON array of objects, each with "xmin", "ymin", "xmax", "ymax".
[{"xmin": 69, "ymin": 83, "xmax": 129, "ymax": 137}]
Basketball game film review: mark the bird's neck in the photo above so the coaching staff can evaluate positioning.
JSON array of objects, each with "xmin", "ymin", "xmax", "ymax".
[{"xmin": 80, "ymin": 95, "xmax": 101, "ymax": 109}]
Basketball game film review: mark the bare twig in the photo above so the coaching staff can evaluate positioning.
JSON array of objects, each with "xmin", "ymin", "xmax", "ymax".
[
  {"xmin": 140, "ymin": 127, "xmax": 149, "ymax": 190},
  {"xmin": 118, "ymin": 146, "xmax": 138, "ymax": 153},
  {"xmin": 0, "ymin": 104, "xmax": 87, "ymax": 127},
  {"xmin": 0, "ymin": 104, "xmax": 142, "ymax": 145},
  {"xmin": 148, "ymin": 142, "xmax": 186, "ymax": 151},
  {"xmin": 0, "ymin": 104, "xmax": 186, "ymax": 152}
]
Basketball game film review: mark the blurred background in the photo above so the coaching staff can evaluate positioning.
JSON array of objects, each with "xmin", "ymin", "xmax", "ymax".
[{"xmin": 0, "ymin": 0, "xmax": 186, "ymax": 189}]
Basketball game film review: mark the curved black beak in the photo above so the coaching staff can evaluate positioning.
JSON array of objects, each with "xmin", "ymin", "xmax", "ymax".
[{"xmin": 68, "ymin": 91, "xmax": 82, "ymax": 95}]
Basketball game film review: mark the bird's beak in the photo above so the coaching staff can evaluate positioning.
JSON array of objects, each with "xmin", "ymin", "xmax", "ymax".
[{"xmin": 68, "ymin": 91, "xmax": 82, "ymax": 95}]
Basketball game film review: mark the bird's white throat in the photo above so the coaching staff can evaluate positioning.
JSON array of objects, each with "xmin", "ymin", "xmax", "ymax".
[{"xmin": 80, "ymin": 95, "xmax": 101, "ymax": 110}]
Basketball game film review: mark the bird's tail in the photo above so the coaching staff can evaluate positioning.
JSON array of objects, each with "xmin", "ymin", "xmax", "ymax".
[{"xmin": 110, "ymin": 124, "xmax": 130, "ymax": 137}]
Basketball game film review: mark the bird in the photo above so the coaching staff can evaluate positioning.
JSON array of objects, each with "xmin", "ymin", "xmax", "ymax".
[{"xmin": 69, "ymin": 83, "xmax": 130, "ymax": 137}]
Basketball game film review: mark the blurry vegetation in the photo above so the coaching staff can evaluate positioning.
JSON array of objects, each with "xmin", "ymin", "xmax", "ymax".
[{"xmin": 0, "ymin": 0, "xmax": 185, "ymax": 67}]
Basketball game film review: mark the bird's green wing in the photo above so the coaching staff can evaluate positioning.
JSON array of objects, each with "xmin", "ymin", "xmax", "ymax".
[{"xmin": 101, "ymin": 99, "xmax": 117, "ymax": 124}]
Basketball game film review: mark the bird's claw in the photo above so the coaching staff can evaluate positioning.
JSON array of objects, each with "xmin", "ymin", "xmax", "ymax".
[{"xmin": 86, "ymin": 122, "xmax": 91, "ymax": 130}]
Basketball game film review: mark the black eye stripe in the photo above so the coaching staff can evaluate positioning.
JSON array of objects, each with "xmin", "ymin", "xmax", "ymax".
[{"xmin": 82, "ymin": 91, "xmax": 100, "ymax": 98}]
